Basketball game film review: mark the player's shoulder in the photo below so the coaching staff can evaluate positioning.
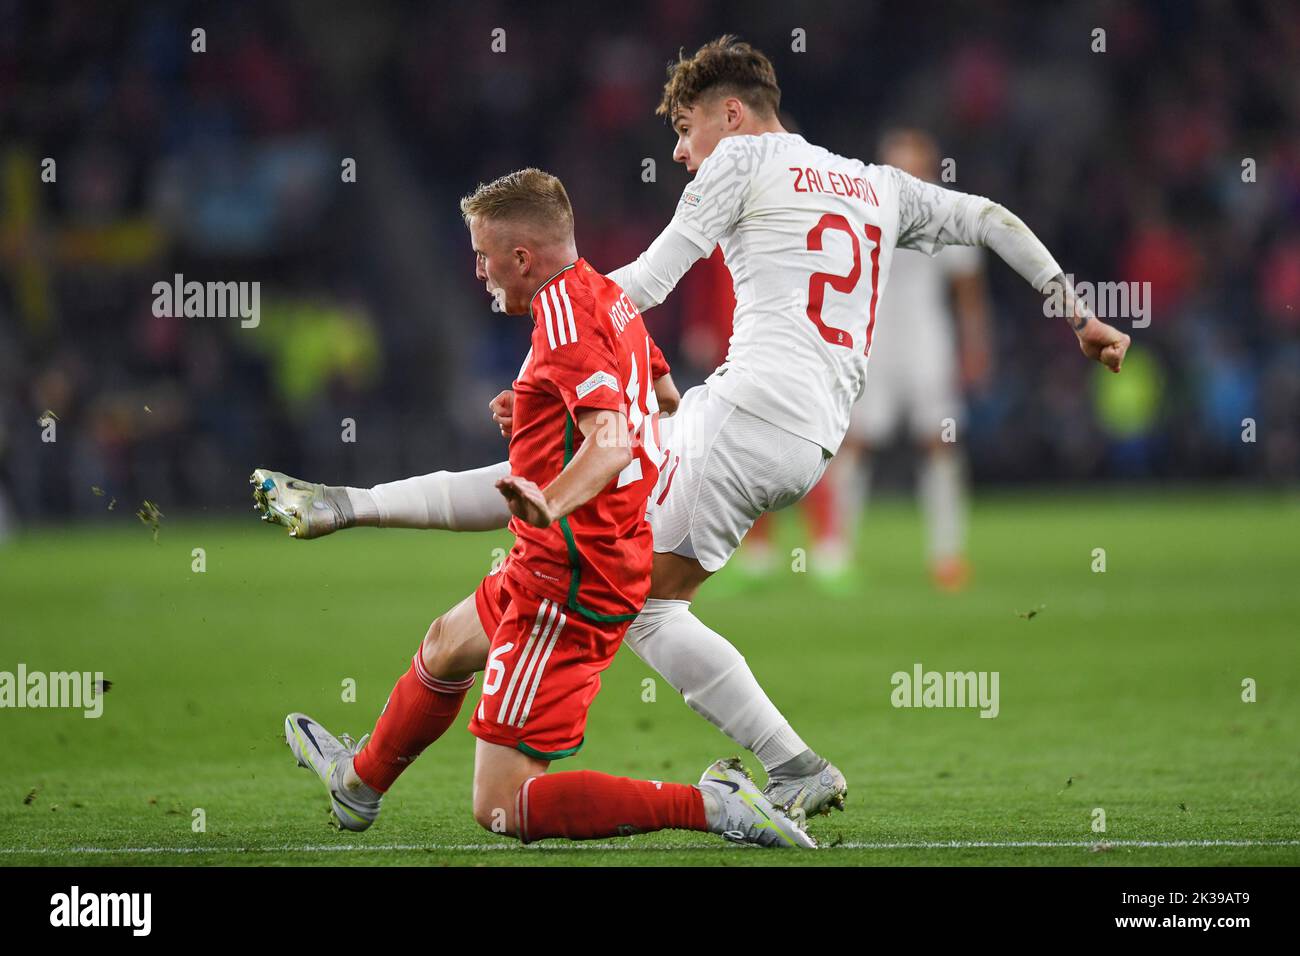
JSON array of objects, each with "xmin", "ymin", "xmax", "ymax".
[
  {"xmin": 858, "ymin": 160, "xmax": 901, "ymax": 188},
  {"xmin": 530, "ymin": 260, "xmax": 615, "ymax": 352},
  {"xmin": 866, "ymin": 162, "xmax": 934, "ymax": 196},
  {"xmin": 700, "ymin": 131, "xmax": 811, "ymax": 178}
]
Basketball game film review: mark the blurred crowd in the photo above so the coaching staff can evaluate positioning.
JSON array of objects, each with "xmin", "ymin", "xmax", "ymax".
[{"xmin": 1, "ymin": 0, "xmax": 1297, "ymax": 525}]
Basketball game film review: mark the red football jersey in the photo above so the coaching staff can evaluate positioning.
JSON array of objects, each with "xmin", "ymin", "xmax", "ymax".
[{"xmin": 503, "ymin": 259, "xmax": 667, "ymax": 622}]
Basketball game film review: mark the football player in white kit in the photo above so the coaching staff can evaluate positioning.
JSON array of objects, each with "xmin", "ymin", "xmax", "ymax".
[
  {"xmin": 252, "ymin": 36, "xmax": 1130, "ymax": 824},
  {"xmin": 835, "ymin": 128, "xmax": 993, "ymax": 592}
]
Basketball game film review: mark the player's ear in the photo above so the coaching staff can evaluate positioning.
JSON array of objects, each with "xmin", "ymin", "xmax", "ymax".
[
  {"xmin": 723, "ymin": 96, "xmax": 744, "ymax": 130},
  {"xmin": 514, "ymin": 245, "xmax": 530, "ymax": 275}
]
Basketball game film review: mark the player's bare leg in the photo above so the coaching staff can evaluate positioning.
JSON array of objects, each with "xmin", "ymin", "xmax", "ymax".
[
  {"xmin": 472, "ymin": 739, "xmax": 813, "ymax": 848},
  {"xmin": 471, "ymin": 739, "xmax": 548, "ymax": 836},
  {"xmin": 649, "ymin": 548, "xmax": 714, "ymax": 601},
  {"xmin": 414, "ymin": 594, "xmax": 491, "ymax": 686},
  {"xmin": 624, "ymin": 550, "xmax": 847, "ymax": 820}
]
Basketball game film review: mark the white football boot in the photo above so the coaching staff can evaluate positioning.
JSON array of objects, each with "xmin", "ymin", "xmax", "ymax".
[
  {"xmin": 284, "ymin": 712, "xmax": 382, "ymax": 832},
  {"xmin": 251, "ymin": 469, "xmax": 352, "ymax": 539},
  {"xmin": 698, "ymin": 757, "xmax": 816, "ymax": 849},
  {"xmin": 763, "ymin": 760, "xmax": 848, "ymax": 823}
]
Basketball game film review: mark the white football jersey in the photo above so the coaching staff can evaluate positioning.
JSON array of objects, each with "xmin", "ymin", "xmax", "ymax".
[{"xmin": 667, "ymin": 132, "xmax": 977, "ymax": 454}]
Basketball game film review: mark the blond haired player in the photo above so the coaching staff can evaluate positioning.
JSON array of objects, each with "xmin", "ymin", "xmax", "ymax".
[{"xmin": 270, "ymin": 169, "xmax": 812, "ymax": 848}]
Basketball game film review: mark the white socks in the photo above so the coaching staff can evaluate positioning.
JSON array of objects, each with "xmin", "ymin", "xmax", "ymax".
[
  {"xmin": 623, "ymin": 597, "xmax": 809, "ymax": 773},
  {"xmin": 918, "ymin": 450, "xmax": 966, "ymax": 561},
  {"xmin": 344, "ymin": 461, "xmax": 512, "ymax": 532}
]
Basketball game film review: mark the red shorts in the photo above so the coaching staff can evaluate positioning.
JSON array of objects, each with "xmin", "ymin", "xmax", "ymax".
[{"xmin": 468, "ymin": 568, "xmax": 629, "ymax": 760}]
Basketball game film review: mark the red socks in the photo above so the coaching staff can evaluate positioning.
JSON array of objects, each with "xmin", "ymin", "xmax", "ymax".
[
  {"xmin": 352, "ymin": 649, "xmax": 473, "ymax": 792},
  {"xmin": 517, "ymin": 770, "xmax": 707, "ymax": 843},
  {"xmin": 804, "ymin": 476, "xmax": 838, "ymax": 546}
]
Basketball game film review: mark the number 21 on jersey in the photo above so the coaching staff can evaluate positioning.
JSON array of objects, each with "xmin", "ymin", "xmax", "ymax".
[{"xmin": 805, "ymin": 213, "xmax": 882, "ymax": 355}]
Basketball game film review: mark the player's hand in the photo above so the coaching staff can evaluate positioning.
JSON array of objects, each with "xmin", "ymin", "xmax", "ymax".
[
  {"xmin": 654, "ymin": 373, "xmax": 680, "ymax": 416},
  {"xmin": 496, "ymin": 474, "xmax": 553, "ymax": 528},
  {"xmin": 489, "ymin": 389, "xmax": 514, "ymax": 439},
  {"xmin": 1076, "ymin": 316, "xmax": 1130, "ymax": 373}
]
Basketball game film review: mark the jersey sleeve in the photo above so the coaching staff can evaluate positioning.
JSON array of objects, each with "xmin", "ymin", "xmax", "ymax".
[
  {"xmin": 888, "ymin": 165, "xmax": 970, "ymax": 256},
  {"xmin": 649, "ymin": 337, "xmax": 671, "ymax": 380},
  {"xmin": 535, "ymin": 292, "xmax": 625, "ymax": 420},
  {"xmin": 886, "ymin": 166, "xmax": 1062, "ymax": 291},
  {"xmin": 667, "ymin": 136, "xmax": 752, "ymax": 253},
  {"xmin": 606, "ymin": 225, "xmax": 708, "ymax": 312}
]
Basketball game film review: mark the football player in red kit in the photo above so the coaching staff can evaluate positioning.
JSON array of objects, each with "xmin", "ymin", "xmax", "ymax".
[{"xmin": 276, "ymin": 168, "xmax": 813, "ymax": 848}]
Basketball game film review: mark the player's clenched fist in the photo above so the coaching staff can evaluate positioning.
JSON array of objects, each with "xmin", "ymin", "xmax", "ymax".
[
  {"xmin": 489, "ymin": 389, "xmax": 514, "ymax": 439},
  {"xmin": 495, "ymin": 474, "xmax": 553, "ymax": 528},
  {"xmin": 1076, "ymin": 316, "xmax": 1131, "ymax": 373}
]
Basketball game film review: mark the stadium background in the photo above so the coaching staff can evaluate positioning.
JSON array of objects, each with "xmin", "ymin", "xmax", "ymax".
[{"xmin": 1, "ymin": 1, "xmax": 1298, "ymax": 868}]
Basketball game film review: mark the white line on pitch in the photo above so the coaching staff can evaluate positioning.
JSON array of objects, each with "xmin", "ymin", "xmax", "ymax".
[{"xmin": 1, "ymin": 839, "xmax": 1298, "ymax": 855}]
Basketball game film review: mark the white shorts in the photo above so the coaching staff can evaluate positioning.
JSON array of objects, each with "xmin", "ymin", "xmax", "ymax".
[
  {"xmin": 648, "ymin": 384, "xmax": 829, "ymax": 573},
  {"xmin": 849, "ymin": 329, "xmax": 961, "ymax": 446}
]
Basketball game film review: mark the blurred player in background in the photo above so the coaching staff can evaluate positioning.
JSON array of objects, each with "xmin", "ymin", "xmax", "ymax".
[{"xmin": 833, "ymin": 128, "xmax": 993, "ymax": 592}]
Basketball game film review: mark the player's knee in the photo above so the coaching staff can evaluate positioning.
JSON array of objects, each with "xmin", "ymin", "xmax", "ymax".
[
  {"xmin": 471, "ymin": 784, "xmax": 517, "ymax": 836},
  {"xmin": 471, "ymin": 799, "xmax": 502, "ymax": 834},
  {"xmin": 625, "ymin": 596, "xmax": 687, "ymax": 649},
  {"xmin": 420, "ymin": 616, "xmax": 458, "ymax": 679}
]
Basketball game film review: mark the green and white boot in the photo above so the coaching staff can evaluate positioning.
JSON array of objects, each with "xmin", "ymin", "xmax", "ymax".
[
  {"xmin": 284, "ymin": 712, "xmax": 382, "ymax": 832},
  {"xmin": 698, "ymin": 757, "xmax": 816, "ymax": 849},
  {"xmin": 251, "ymin": 469, "xmax": 353, "ymax": 539}
]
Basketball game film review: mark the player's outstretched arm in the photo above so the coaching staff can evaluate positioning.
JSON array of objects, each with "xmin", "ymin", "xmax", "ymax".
[
  {"xmin": 496, "ymin": 407, "xmax": 632, "ymax": 528},
  {"xmin": 251, "ymin": 462, "xmax": 512, "ymax": 538},
  {"xmin": 894, "ymin": 169, "xmax": 1130, "ymax": 373},
  {"xmin": 974, "ymin": 205, "xmax": 1129, "ymax": 372},
  {"xmin": 606, "ymin": 227, "xmax": 708, "ymax": 313}
]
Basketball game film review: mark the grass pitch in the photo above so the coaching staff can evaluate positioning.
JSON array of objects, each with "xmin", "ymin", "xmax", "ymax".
[{"xmin": 2, "ymin": 488, "xmax": 1298, "ymax": 866}]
